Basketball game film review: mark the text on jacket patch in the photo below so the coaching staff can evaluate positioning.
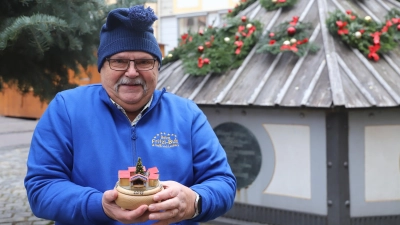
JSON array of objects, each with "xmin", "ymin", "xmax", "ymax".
[{"xmin": 152, "ymin": 132, "xmax": 179, "ymax": 148}]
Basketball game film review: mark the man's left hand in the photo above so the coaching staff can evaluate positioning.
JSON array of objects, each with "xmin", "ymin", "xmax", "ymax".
[{"xmin": 148, "ymin": 181, "xmax": 197, "ymax": 225}]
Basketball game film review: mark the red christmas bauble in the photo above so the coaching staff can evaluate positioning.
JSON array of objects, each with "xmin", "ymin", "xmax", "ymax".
[
  {"xmin": 269, "ymin": 32, "xmax": 275, "ymax": 38},
  {"xmin": 241, "ymin": 16, "xmax": 247, "ymax": 22},
  {"xmin": 198, "ymin": 29, "xmax": 204, "ymax": 36},
  {"xmin": 198, "ymin": 46, "xmax": 204, "ymax": 53},
  {"xmin": 205, "ymin": 41, "xmax": 211, "ymax": 48},
  {"xmin": 204, "ymin": 58, "xmax": 210, "ymax": 64},
  {"xmin": 397, "ymin": 24, "xmax": 400, "ymax": 31},
  {"xmin": 287, "ymin": 26, "xmax": 296, "ymax": 36}
]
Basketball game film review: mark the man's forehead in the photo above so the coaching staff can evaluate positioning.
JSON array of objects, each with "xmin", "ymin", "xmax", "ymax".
[{"xmin": 112, "ymin": 51, "xmax": 153, "ymax": 58}]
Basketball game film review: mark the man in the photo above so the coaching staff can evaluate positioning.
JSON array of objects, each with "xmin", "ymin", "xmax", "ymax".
[{"xmin": 24, "ymin": 5, "xmax": 236, "ymax": 225}]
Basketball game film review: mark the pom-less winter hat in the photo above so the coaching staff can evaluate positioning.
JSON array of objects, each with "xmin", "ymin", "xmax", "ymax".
[{"xmin": 97, "ymin": 5, "xmax": 162, "ymax": 72}]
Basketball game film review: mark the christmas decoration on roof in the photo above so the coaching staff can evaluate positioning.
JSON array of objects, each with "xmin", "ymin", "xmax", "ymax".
[
  {"xmin": 326, "ymin": 9, "xmax": 399, "ymax": 61},
  {"xmin": 226, "ymin": 0, "xmax": 257, "ymax": 18},
  {"xmin": 385, "ymin": 8, "xmax": 400, "ymax": 41},
  {"xmin": 162, "ymin": 16, "xmax": 262, "ymax": 76},
  {"xmin": 260, "ymin": 0, "xmax": 298, "ymax": 11},
  {"xmin": 257, "ymin": 16, "xmax": 319, "ymax": 56}
]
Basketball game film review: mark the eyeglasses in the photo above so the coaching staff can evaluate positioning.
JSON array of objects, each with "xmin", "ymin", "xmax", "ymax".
[{"xmin": 106, "ymin": 58, "xmax": 157, "ymax": 71}]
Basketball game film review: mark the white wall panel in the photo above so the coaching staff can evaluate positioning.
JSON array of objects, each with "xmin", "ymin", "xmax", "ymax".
[
  {"xmin": 365, "ymin": 125, "xmax": 400, "ymax": 201},
  {"xmin": 263, "ymin": 124, "xmax": 311, "ymax": 199}
]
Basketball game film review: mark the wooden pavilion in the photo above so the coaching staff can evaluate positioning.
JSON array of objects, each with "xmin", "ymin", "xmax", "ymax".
[{"xmin": 158, "ymin": 0, "xmax": 400, "ymax": 224}]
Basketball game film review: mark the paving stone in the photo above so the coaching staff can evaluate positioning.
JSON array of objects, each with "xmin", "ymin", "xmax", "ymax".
[
  {"xmin": 14, "ymin": 212, "xmax": 34, "ymax": 218},
  {"xmin": 13, "ymin": 222, "xmax": 32, "ymax": 225},
  {"xmin": 0, "ymin": 213, "xmax": 12, "ymax": 218},
  {"xmin": 0, "ymin": 217, "xmax": 16, "ymax": 223},
  {"xmin": 33, "ymin": 221, "xmax": 54, "ymax": 225}
]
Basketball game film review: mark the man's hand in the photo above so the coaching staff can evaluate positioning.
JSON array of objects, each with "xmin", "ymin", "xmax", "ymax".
[
  {"xmin": 102, "ymin": 189, "xmax": 150, "ymax": 224},
  {"xmin": 147, "ymin": 181, "xmax": 197, "ymax": 225}
]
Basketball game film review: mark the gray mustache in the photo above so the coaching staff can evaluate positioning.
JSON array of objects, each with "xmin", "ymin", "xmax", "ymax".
[
  {"xmin": 118, "ymin": 77, "xmax": 145, "ymax": 85},
  {"xmin": 114, "ymin": 77, "xmax": 148, "ymax": 93}
]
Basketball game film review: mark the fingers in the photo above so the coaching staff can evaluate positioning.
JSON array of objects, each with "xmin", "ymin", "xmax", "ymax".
[
  {"xmin": 147, "ymin": 181, "xmax": 196, "ymax": 223},
  {"xmin": 103, "ymin": 189, "xmax": 118, "ymax": 202},
  {"xmin": 148, "ymin": 198, "xmax": 180, "ymax": 214},
  {"xmin": 120, "ymin": 205, "xmax": 150, "ymax": 223},
  {"xmin": 102, "ymin": 190, "xmax": 150, "ymax": 224},
  {"xmin": 153, "ymin": 182, "xmax": 179, "ymax": 202}
]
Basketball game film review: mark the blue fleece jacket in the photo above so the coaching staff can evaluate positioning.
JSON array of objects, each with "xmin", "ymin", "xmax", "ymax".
[{"xmin": 24, "ymin": 84, "xmax": 236, "ymax": 225}]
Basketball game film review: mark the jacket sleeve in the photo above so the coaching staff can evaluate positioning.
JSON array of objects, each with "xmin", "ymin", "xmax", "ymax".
[
  {"xmin": 187, "ymin": 101, "xmax": 237, "ymax": 222},
  {"xmin": 24, "ymin": 94, "xmax": 113, "ymax": 224}
]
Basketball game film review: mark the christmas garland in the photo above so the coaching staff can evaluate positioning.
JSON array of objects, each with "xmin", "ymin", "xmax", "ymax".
[
  {"xmin": 326, "ymin": 9, "xmax": 399, "ymax": 61},
  {"xmin": 162, "ymin": 16, "xmax": 262, "ymax": 76},
  {"xmin": 385, "ymin": 8, "xmax": 400, "ymax": 41},
  {"xmin": 257, "ymin": 16, "xmax": 319, "ymax": 56},
  {"xmin": 226, "ymin": 0, "xmax": 257, "ymax": 18},
  {"xmin": 260, "ymin": 0, "xmax": 298, "ymax": 11}
]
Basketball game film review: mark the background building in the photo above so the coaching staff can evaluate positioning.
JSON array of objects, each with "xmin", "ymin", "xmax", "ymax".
[{"xmin": 158, "ymin": 0, "xmax": 240, "ymax": 54}]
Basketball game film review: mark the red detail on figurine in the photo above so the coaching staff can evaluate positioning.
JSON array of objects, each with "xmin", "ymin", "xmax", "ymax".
[{"xmin": 115, "ymin": 158, "xmax": 163, "ymax": 210}]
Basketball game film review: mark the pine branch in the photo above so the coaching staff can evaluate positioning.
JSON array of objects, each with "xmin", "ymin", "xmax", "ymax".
[
  {"xmin": 260, "ymin": 0, "xmax": 298, "ymax": 11},
  {"xmin": 0, "ymin": 14, "xmax": 69, "ymax": 53}
]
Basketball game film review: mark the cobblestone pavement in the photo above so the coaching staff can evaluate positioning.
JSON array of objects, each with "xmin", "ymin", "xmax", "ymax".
[
  {"xmin": 0, "ymin": 116, "xmax": 50, "ymax": 225},
  {"xmin": 0, "ymin": 147, "xmax": 51, "ymax": 225}
]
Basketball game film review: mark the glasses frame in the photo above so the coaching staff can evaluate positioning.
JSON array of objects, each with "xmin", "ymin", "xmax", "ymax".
[{"xmin": 106, "ymin": 58, "xmax": 157, "ymax": 71}]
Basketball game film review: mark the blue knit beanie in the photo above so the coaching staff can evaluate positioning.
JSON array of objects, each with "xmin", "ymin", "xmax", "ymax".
[{"xmin": 97, "ymin": 5, "xmax": 162, "ymax": 72}]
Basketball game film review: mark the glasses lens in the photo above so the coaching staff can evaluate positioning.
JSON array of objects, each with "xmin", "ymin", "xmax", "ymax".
[
  {"xmin": 135, "ymin": 59, "xmax": 155, "ymax": 70},
  {"xmin": 109, "ymin": 59, "xmax": 129, "ymax": 70}
]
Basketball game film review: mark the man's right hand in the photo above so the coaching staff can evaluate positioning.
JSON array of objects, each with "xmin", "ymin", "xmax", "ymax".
[{"xmin": 102, "ymin": 189, "xmax": 150, "ymax": 224}]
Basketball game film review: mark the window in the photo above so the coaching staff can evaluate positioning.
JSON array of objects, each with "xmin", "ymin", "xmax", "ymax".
[{"xmin": 178, "ymin": 16, "xmax": 207, "ymax": 35}]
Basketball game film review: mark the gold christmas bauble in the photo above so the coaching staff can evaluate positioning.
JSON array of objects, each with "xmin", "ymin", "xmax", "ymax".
[
  {"xmin": 224, "ymin": 37, "xmax": 230, "ymax": 42},
  {"xmin": 272, "ymin": 0, "xmax": 277, "ymax": 2},
  {"xmin": 354, "ymin": 31, "xmax": 362, "ymax": 39},
  {"xmin": 246, "ymin": 23, "xmax": 253, "ymax": 29},
  {"xmin": 290, "ymin": 38, "xmax": 297, "ymax": 44},
  {"xmin": 168, "ymin": 53, "xmax": 173, "ymax": 58},
  {"xmin": 365, "ymin": 16, "xmax": 371, "ymax": 22},
  {"xmin": 283, "ymin": 40, "xmax": 291, "ymax": 45}
]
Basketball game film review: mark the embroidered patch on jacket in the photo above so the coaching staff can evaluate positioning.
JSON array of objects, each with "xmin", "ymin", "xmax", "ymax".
[{"xmin": 152, "ymin": 132, "xmax": 179, "ymax": 148}]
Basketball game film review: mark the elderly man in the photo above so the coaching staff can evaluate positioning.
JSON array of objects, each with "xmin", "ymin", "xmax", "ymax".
[{"xmin": 24, "ymin": 5, "xmax": 236, "ymax": 225}]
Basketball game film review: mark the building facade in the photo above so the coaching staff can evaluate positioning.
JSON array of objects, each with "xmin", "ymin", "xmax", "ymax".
[{"xmin": 158, "ymin": 0, "xmax": 240, "ymax": 54}]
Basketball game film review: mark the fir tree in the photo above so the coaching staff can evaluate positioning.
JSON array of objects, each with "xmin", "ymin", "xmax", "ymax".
[
  {"xmin": 0, "ymin": 0, "xmax": 152, "ymax": 101},
  {"xmin": 136, "ymin": 157, "xmax": 145, "ymax": 175}
]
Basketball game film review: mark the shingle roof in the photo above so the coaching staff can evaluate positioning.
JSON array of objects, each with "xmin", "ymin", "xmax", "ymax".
[{"xmin": 157, "ymin": 0, "xmax": 400, "ymax": 108}]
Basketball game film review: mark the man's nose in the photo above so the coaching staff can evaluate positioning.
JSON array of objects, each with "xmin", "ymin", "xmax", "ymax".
[{"xmin": 126, "ymin": 61, "xmax": 139, "ymax": 75}]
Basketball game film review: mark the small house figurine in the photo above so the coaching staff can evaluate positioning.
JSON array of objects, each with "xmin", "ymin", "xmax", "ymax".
[{"xmin": 115, "ymin": 157, "xmax": 163, "ymax": 210}]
